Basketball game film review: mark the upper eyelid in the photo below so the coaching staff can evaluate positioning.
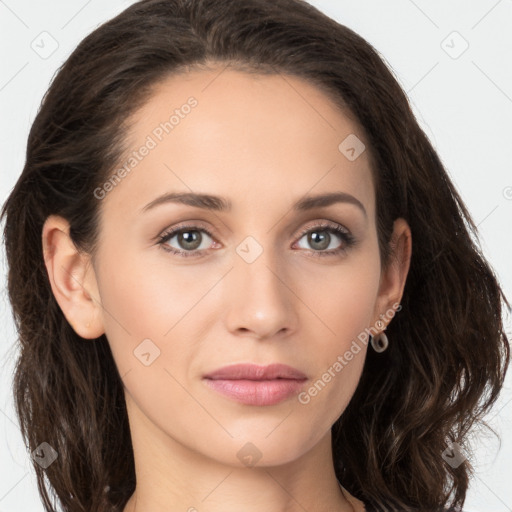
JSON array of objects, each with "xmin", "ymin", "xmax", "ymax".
[
  {"xmin": 158, "ymin": 221, "xmax": 216, "ymax": 240},
  {"xmin": 296, "ymin": 221, "xmax": 349, "ymax": 236}
]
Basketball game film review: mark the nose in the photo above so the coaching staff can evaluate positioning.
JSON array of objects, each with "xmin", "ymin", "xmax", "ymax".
[{"xmin": 223, "ymin": 243, "xmax": 299, "ymax": 341}]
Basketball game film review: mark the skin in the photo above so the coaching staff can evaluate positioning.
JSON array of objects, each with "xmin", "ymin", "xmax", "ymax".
[{"xmin": 42, "ymin": 66, "xmax": 411, "ymax": 512}]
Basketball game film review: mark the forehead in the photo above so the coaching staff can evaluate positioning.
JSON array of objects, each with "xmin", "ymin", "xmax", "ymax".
[{"xmin": 99, "ymin": 67, "xmax": 375, "ymax": 224}]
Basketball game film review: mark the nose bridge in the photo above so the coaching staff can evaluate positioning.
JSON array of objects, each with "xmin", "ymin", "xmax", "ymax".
[
  {"xmin": 224, "ymin": 232, "xmax": 297, "ymax": 338},
  {"xmin": 236, "ymin": 233, "xmax": 288, "ymax": 302}
]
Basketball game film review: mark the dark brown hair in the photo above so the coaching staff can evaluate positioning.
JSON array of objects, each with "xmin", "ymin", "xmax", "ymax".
[{"xmin": 1, "ymin": 0, "xmax": 509, "ymax": 511}]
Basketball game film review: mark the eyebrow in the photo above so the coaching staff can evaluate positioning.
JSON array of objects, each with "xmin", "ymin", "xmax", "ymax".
[{"xmin": 141, "ymin": 191, "xmax": 366, "ymax": 217}]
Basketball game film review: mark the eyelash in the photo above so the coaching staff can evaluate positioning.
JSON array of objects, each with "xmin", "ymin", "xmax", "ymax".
[{"xmin": 156, "ymin": 221, "xmax": 356, "ymax": 259}]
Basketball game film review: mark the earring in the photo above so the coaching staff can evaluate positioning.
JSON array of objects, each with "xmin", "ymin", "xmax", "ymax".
[{"xmin": 370, "ymin": 332, "xmax": 389, "ymax": 353}]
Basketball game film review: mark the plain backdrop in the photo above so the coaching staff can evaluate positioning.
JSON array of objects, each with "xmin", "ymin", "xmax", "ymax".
[{"xmin": 0, "ymin": 1, "xmax": 511, "ymax": 511}]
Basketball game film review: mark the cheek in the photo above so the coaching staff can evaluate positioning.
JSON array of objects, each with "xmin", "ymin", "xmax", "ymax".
[
  {"xmin": 95, "ymin": 246, "xmax": 224, "ymax": 388},
  {"xmin": 296, "ymin": 279, "xmax": 373, "ymax": 433},
  {"xmin": 94, "ymin": 249, "xmax": 186, "ymax": 374},
  {"xmin": 297, "ymin": 249, "xmax": 381, "ymax": 347},
  {"xmin": 95, "ymin": 252, "xmax": 206, "ymax": 439},
  {"xmin": 97, "ymin": 244, "xmax": 197, "ymax": 331},
  {"xmin": 293, "ymin": 250, "xmax": 380, "ymax": 415}
]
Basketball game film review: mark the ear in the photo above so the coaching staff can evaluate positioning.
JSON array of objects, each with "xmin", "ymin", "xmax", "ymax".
[
  {"xmin": 42, "ymin": 215, "xmax": 105, "ymax": 339},
  {"xmin": 372, "ymin": 217, "xmax": 412, "ymax": 330}
]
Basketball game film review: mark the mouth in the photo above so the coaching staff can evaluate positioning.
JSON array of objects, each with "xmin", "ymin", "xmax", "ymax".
[{"xmin": 203, "ymin": 363, "xmax": 308, "ymax": 406}]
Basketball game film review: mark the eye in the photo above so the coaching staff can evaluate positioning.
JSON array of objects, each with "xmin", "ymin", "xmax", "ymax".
[
  {"xmin": 157, "ymin": 224, "xmax": 217, "ymax": 258},
  {"xmin": 293, "ymin": 221, "xmax": 356, "ymax": 257}
]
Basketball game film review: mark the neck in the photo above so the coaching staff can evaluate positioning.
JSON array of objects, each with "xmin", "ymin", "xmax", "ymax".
[{"xmin": 122, "ymin": 394, "xmax": 362, "ymax": 512}]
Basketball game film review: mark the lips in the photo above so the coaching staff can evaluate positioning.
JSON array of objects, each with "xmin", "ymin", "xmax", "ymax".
[
  {"xmin": 204, "ymin": 363, "xmax": 307, "ymax": 381},
  {"xmin": 203, "ymin": 363, "xmax": 307, "ymax": 406}
]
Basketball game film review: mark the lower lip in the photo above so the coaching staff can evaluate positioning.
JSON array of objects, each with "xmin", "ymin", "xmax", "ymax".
[{"xmin": 203, "ymin": 378, "xmax": 306, "ymax": 406}]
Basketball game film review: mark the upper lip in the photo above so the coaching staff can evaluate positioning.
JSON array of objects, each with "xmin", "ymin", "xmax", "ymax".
[{"xmin": 204, "ymin": 363, "xmax": 307, "ymax": 381}]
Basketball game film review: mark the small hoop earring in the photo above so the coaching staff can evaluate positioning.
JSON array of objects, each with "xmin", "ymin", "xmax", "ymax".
[{"xmin": 370, "ymin": 332, "xmax": 389, "ymax": 353}]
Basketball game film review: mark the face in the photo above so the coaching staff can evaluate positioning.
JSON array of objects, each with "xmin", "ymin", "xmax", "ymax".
[{"xmin": 70, "ymin": 67, "xmax": 405, "ymax": 468}]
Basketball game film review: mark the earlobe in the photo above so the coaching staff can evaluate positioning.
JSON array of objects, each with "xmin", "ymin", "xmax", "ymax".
[{"xmin": 42, "ymin": 215, "xmax": 105, "ymax": 339}]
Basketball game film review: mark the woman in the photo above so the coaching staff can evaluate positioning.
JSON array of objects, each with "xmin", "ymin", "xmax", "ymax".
[{"xmin": 1, "ymin": 0, "xmax": 509, "ymax": 511}]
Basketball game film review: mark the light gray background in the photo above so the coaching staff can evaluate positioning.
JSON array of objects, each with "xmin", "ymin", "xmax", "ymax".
[{"xmin": 1, "ymin": 1, "xmax": 511, "ymax": 511}]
